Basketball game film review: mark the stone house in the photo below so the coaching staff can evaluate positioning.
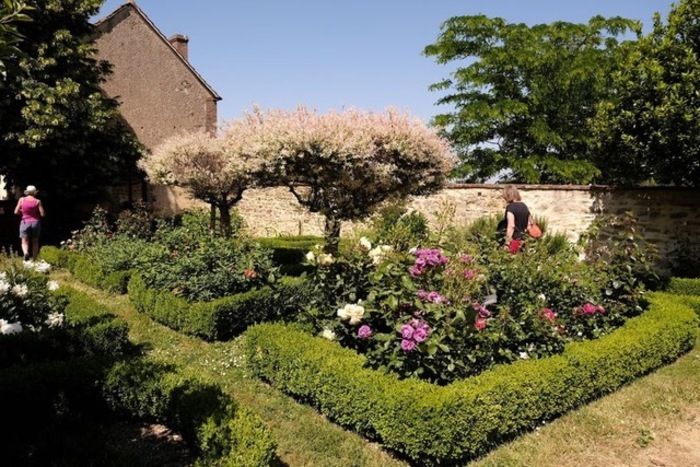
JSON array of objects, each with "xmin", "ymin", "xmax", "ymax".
[{"xmin": 94, "ymin": 0, "xmax": 221, "ymax": 212}]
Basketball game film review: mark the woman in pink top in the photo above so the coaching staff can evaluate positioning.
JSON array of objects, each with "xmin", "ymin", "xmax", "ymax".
[{"xmin": 14, "ymin": 185, "xmax": 45, "ymax": 261}]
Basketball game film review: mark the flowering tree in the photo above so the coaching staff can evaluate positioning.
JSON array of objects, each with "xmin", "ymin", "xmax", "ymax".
[
  {"xmin": 239, "ymin": 107, "xmax": 457, "ymax": 253},
  {"xmin": 141, "ymin": 130, "xmax": 264, "ymax": 237}
]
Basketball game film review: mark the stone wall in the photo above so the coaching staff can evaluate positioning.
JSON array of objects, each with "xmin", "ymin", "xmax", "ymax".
[{"xmin": 216, "ymin": 184, "xmax": 699, "ymax": 262}]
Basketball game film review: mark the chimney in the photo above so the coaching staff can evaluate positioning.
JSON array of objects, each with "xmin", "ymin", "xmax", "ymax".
[{"xmin": 168, "ymin": 34, "xmax": 189, "ymax": 60}]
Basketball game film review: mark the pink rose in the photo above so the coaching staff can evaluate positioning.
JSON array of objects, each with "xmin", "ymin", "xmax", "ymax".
[
  {"xmin": 400, "ymin": 324, "xmax": 414, "ymax": 340},
  {"xmin": 463, "ymin": 269, "xmax": 476, "ymax": 280},
  {"xmin": 541, "ymin": 308, "xmax": 557, "ymax": 322},
  {"xmin": 474, "ymin": 317, "xmax": 487, "ymax": 331},
  {"xmin": 401, "ymin": 339, "xmax": 416, "ymax": 352},
  {"xmin": 357, "ymin": 325, "xmax": 373, "ymax": 339},
  {"xmin": 582, "ymin": 303, "xmax": 597, "ymax": 315},
  {"xmin": 413, "ymin": 327, "xmax": 429, "ymax": 343}
]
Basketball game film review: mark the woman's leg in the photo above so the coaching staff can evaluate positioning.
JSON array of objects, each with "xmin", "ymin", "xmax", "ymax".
[
  {"xmin": 31, "ymin": 236, "xmax": 40, "ymax": 260},
  {"xmin": 21, "ymin": 238, "xmax": 30, "ymax": 260}
]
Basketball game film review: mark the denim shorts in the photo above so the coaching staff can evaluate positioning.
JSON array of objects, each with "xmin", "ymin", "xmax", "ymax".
[{"xmin": 19, "ymin": 220, "xmax": 41, "ymax": 239}]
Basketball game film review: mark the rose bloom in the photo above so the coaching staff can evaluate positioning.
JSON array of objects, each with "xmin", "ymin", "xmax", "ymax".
[
  {"xmin": 400, "ymin": 339, "xmax": 416, "ymax": 352},
  {"xmin": 463, "ymin": 269, "xmax": 476, "ymax": 280},
  {"xmin": 474, "ymin": 317, "xmax": 487, "ymax": 331},
  {"xmin": 581, "ymin": 303, "xmax": 598, "ymax": 315},
  {"xmin": 412, "ymin": 326, "xmax": 429, "ymax": 343},
  {"xmin": 541, "ymin": 308, "xmax": 557, "ymax": 322},
  {"xmin": 243, "ymin": 268, "xmax": 257, "ymax": 280},
  {"xmin": 357, "ymin": 325, "xmax": 373, "ymax": 339},
  {"xmin": 400, "ymin": 324, "xmax": 414, "ymax": 340}
]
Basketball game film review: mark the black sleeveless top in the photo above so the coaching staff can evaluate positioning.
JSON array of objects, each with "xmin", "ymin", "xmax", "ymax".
[{"xmin": 505, "ymin": 202, "xmax": 530, "ymax": 240}]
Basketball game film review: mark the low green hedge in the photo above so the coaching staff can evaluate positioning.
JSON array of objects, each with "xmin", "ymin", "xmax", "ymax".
[
  {"xmin": 0, "ymin": 287, "xmax": 132, "ymax": 366},
  {"xmin": 243, "ymin": 293, "xmax": 698, "ymax": 465},
  {"xmin": 128, "ymin": 273, "xmax": 309, "ymax": 341},
  {"xmin": 256, "ymin": 236, "xmax": 322, "ymax": 276},
  {"xmin": 40, "ymin": 247, "xmax": 132, "ymax": 294},
  {"xmin": 668, "ymin": 277, "xmax": 700, "ymax": 296},
  {"xmin": 102, "ymin": 360, "xmax": 275, "ymax": 466}
]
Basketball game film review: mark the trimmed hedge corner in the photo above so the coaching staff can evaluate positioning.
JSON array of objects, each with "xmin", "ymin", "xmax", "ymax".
[
  {"xmin": 668, "ymin": 277, "xmax": 700, "ymax": 296},
  {"xmin": 128, "ymin": 273, "xmax": 309, "ymax": 341},
  {"xmin": 243, "ymin": 293, "xmax": 697, "ymax": 465},
  {"xmin": 40, "ymin": 247, "xmax": 131, "ymax": 294},
  {"xmin": 102, "ymin": 360, "xmax": 276, "ymax": 466}
]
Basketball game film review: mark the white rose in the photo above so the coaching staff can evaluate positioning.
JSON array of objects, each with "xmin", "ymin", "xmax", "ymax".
[
  {"xmin": 317, "ymin": 253, "xmax": 335, "ymax": 267},
  {"xmin": 45, "ymin": 312, "xmax": 64, "ymax": 328},
  {"xmin": 337, "ymin": 303, "xmax": 365, "ymax": 325},
  {"xmin": 359, "ymin": 237, "xmax": 372, "ymax": 251},
  {"xmin": 320, "ymin": 329, "xmax": 337, "ymax": 341},
  {"xmin": 34, "ymin": 261, "xmax": 51, "ymax": 274},
  {"xmin": 519, "ymin": 352, "xmax": 530, "ymax": 360},
  {"xmin": 537, "ymin": 294, "xmax": 546, "ymax": 302},
  {"xmin": 408, "ymin": 247, "xmax": 418, "ymax": 254},
  {"xmin": 305, "ymin": 251, "xmax": 316, "ymax": 263},
  {"xmin": 47, "ymin": 281, "xmax": 60, "ymax": 291},
  {"xmin": 0, "ymin": 320, "xmax": 23, "ymax": 335},
  {"xmin": 0, "ymin": 272, "xmax": 6, "ymax": 280},
  {"xmin": 12, "ymin": 284, "xmax": 29, "ymax": 297},
  {"xmin": 0, "ymin": 280, "xmax": 10, "ymax": 295},
  {"xmin": 368, "ymin": 245, "xmax": 393, "ymax": 265}
]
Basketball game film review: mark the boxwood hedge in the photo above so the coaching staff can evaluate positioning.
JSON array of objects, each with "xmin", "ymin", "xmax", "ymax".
[
  {"xmin": 255, "ymin": 236, "xmax": 322, "ymax": 276},
  {"xmin": 128, "ymin": 273, "xmax": 309, "ymax": 341},
  {"xmin": 40, "ymin": 246, "xmax": 132, "ymax": 294},
  {"xmin": 668, "ymin": 277, "xmax": 700, "ymax": 296},
  {"xmin": 243, "ymin": 292, "xmax": 697, "ymax": 465},
  {"xmin": 102, "ymin": 360, "xmax": 275, "ymax": 466}
]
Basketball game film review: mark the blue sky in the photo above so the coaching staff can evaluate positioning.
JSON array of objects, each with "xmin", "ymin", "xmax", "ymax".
[{"xmin": 96, "ymin": 0, "xmax": 674, "ymax": 124}]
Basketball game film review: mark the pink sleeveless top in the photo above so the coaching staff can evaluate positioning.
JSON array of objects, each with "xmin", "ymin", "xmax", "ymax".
[{"xmin": 20, "ymin": 197, "xmax": 41, "ymax": 222}]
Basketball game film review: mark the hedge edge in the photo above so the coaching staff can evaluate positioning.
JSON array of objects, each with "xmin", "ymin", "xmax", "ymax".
[
  {"xmin": 243, "ymin": 292, "xmax": 698, "ymax": 465},
  {"xmin": 128, "ymin": 273, "xmax": 308, "ymax": 341},
  {"xmin": 668, "ymin": 277, "xmax": 700, "ymax": 296}
]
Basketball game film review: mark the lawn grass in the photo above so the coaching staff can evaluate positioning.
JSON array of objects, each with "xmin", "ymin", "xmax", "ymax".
[
  {"xmin": 55, "ymin": 271, "xmax": 700, "ymax": 467},
  {"xmin": 54, "ymin": 271, "xmax": 404, "ymax": 467}
]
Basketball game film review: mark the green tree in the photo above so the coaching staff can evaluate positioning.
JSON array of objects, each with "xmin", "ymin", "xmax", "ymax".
[
  {"xmin": 0, "ymin": 0, "xmax": 32, "ymax": 73},
  {"xmin": 425, "ymin": 15, "xmax": 639, "ymax": 184},
  {"xmin": 0, "ymin": 0, "xmax": 140, "ymax": 203},
  {"xmin": 593, "ymin": 0, "xmax": 700, "ymax": 187}
]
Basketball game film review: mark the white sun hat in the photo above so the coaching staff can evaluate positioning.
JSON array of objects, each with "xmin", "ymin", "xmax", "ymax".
[{"xmin": 24, "ymin": 185, "xmax": 38, "ymax": 195}]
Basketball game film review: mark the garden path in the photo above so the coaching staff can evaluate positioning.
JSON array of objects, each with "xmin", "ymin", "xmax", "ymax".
[{"xmin": 56, "ymin": 272, "xmax": 700, "ymax": 467}]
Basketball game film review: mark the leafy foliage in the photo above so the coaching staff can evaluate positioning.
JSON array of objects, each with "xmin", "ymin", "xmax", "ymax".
[
  {"xmin": 593, "ymin": 0, "xmax": 700, "ymax": 186},
  {"xmin": 0, "ymin": 0, "xmax": 33, "ymax": 72},
  {"xmin": 424, "ymin": 14, "xmax": 638, "ymax": 183},
  {"xmin": 238, "ymin": 107, "xmax": 456, "ymax": 252},
  {"xmin": 0, "ymin": 0, "xmax": 141, "ymax": 203},
  {"xmin": 245, "ymin": 293, "xmax": 697, "ymax": 465}
]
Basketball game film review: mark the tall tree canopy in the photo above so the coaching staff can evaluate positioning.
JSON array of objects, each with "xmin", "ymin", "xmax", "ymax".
[
  {"xmin": 0, "ymin": 0, "xmax": 140, "ymax": 202},
  {"xmin": 593, "ymin": 0, "xmax": 700, "ymax": 187},
  {"xmin": 241, "ymin": 107, "xmax": 456, "ymax": 253},
  {"xmin": 425, "ymin": 15, "xmax": 639, "ymax": 184}
]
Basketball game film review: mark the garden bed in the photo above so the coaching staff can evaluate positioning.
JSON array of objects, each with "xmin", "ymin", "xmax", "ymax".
[
  {"xmin": 42, "ymin": 246, "xmax": 310, "ymax": 341},
  {"xmin": 243, "ymin": 292, "xmax": 697, "ymax": 465},
  {"xmin": 1, "ymin": 271, "xmax": 276, "ymax": 466}
]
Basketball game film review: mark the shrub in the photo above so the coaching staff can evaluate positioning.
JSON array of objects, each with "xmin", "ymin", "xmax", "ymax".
[
  {"xmin": 102, "ymin": 360, "xmax": 276, "ymax": 466},
  {"xmin": 668, "ymin": 277, "xmax": 700, "ymax": 296},
  {"xmin": 256, "ymin": 236, "xmax": 322, "ymax": 276},
  {"xmin": 368, "ymin": 203, "xmax": 430, "ymax": 251},
  {"xmin": 128, "ymin": 273, "xmax": 309, "ymax": 341},
  {"xmin": 303, "ymin": 235, "xmax": 625, "ymax": 384},
  {"xmin": 244, "ymin": 293, "xmax": 697, "ymax": 465}
]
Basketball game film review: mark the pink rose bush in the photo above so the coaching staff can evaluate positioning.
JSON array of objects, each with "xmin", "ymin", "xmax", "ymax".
[{"xmin": 301, "ymin": 213, "xmax": 646, "ymax": 384}]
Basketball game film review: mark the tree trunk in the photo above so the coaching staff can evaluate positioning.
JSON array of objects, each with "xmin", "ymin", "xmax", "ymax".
[
  {"xmin": 323, "ymin": 216, "xmax": 342, "ymax": 255},
  {"xmin": 219, "ymin": 204, "xmax": 232, "ymax": 237},
  {"xmin": 209, "ymin": 203, "xmax": 216, "ymax": 233}
]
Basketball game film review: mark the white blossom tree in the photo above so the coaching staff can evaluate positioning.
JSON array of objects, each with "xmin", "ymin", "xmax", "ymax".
[
  {"xmin": 236, "ymin": 107, "xmax": 457, "ymax": 252},
  {"xmin": 140, "ymin": 130, "xmax": 263, "ymax": 237}
]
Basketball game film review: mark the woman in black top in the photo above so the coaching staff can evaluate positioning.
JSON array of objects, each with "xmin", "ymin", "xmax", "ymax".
[{"xmin": 502, "ymin": 185, "xmax": 533, "ymax": 254}]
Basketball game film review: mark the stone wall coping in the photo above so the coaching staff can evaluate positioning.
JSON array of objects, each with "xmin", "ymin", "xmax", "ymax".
[{"xmin": 444, "ymin": 183, "xmax": 699, "ymax": 192}]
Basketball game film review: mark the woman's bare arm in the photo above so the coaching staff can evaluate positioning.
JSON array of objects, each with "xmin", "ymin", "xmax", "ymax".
[
  {"xmin": 38, "ymin": 200, "xmax": 45, "ymax": 218},
  {"xmin": 505, "ymin": 211, "xmax": 515, "ymax": 244},
  {"xmin": 14, "ymin": 198, "xmax": 22, "ymax": 215}
]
